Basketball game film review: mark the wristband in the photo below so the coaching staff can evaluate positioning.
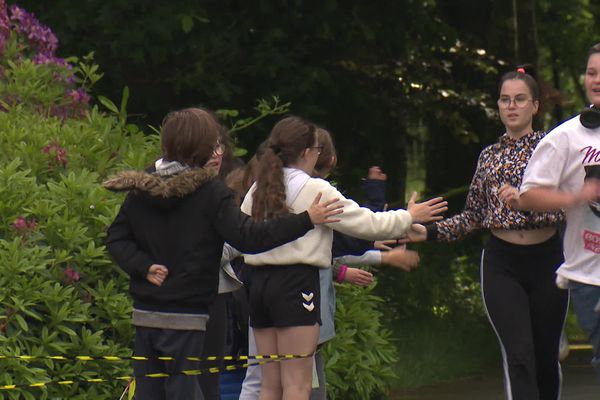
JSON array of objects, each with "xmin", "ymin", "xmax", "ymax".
[{"xmin": 336, "ymin": 265, "xmax": 348, "ymax": 283}]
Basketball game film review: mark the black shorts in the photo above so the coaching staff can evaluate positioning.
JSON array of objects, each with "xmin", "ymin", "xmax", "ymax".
[{"xmin": 249, "ymin": 264, "xmax": 321, "ymax": 329}]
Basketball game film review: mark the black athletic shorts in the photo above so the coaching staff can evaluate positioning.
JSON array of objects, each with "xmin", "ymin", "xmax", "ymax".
[{"xmin": 249, "ymin": 264, "xmax": 321, "ymax": 328}]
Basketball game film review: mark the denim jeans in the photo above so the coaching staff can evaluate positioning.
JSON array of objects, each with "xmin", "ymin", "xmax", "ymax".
[{"xmin": 569, "ymin": 281, "xmax": 600, "ymax": 381}]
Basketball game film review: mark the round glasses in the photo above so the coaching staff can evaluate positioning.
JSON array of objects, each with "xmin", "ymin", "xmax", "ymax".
[{"xmin": 497, "ymin": 96, "xmax": 533, "ymax": 109}]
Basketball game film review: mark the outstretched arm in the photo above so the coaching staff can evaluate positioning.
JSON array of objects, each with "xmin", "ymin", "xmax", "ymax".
[
  {"xmin": 218, "ymin": 190, "xmax": 342, "ymax": 254},
  {"xmin": 518, "ymin": 182, "xmax": 600, "ymax": 211}
]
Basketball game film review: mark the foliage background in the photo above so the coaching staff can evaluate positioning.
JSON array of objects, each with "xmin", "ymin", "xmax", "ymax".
[{"xmin": 3, "ymin": 0, "xmax": 600, "ymax": 397}]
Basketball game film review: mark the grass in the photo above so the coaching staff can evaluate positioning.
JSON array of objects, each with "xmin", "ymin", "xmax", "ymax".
[{"xmin": 388, "ymin": 317, "xmax": 500, "ymax": 389}]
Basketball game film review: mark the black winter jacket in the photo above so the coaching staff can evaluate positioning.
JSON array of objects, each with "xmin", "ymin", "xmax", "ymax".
[{"xmin": 104, "ymin": 168, "xmax": 313, "ymax": 314}]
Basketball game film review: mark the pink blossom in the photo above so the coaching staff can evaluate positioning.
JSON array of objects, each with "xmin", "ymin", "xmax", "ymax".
[
  {"xmin": 8, "ymin": 4, "xmax": 58, "ymax": 57},
  {"xmin": 66, "ymin": 88, "xmax": 91, "ymax": 104},
  {"xmin": 11, "ymin": 216, "xmax": 38, "ymax": 234},
  {"xmin": 11, "ymin": 216, "xmax": 27, "ymax": 230},
  {"xmin": 63, "ymin": 266, "xmax": 81, "ymax": 284},
  {"xmin": 41, "ymin": 141, "xmax": 68, "ymax": 168},
  {"xmin": 0, "ymin": 1, "xmax": 9, "ymax": 56}
]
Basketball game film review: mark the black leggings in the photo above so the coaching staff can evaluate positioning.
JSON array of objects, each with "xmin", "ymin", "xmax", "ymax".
[{"xmin": 481, "ymin": 234, "xmax": 568, "ymax": 400}]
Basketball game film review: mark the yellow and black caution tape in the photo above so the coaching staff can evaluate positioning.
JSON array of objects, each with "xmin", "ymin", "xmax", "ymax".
[
  {"xmin": 0, "ymin": 353, "xmax": 310, "ymax": 363},
  {"xmin": 569, "ymin": 344, "xmax": 593, "ymax": 351},
  {"xmin": 0, "ymin": 353, "xmax": 312, "ymax": 391}
]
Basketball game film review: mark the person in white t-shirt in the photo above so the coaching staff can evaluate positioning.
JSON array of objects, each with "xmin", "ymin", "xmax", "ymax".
[{"xmin": 500, "ymin": 43, "xmax": 600, "ymax": 380}]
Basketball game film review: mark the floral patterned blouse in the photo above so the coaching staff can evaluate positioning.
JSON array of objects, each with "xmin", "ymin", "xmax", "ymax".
[{"xmin": 432, "ymin": 131, "xmax": 564, "ymax": 242}]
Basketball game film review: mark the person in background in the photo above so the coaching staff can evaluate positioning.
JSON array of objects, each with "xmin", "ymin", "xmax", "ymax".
[
  {"xmin": 501, "ymin": 43, "xmax": 600, "ymax": 382},
  {"xmin": 408, "ymin": 66, "xmax": 568, "ymax": 399},
  {"xmin": 240, "ymin": 116, "xmax": 445, "ymax": 399},
  {"xmin": 104, "ymin": 107, "xmax": 343, "ymax": 400},
  {"xmin": 309, "ymin": 127, "xmax": 422, "ymax": 399}
]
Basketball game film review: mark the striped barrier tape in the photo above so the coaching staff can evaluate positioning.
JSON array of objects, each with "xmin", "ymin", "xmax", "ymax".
[
  {"xmin": 0, "ymin": 353, "xmax": 311, "ymax": 363},
  {"xmin": 0, "ymin": 353, "xmax": 312, "ymax": 391}
]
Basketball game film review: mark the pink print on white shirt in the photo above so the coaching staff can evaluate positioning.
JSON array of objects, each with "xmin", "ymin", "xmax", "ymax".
[
  {"xmin": 581, "ymin": 146, "xmax": 600, "ymax": 164},
  {"xmin": 583, "ymin": 230, "xmax": 600, "ymax": 253}
]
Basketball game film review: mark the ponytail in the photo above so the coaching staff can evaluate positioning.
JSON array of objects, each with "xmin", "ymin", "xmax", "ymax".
[
  {"xmin": 251, "ymin": 147, "xmax": 288, "ymax": 220},
  {"xmin": 251, "ymin": 116, "xmax": 317, "ymax": 220}
]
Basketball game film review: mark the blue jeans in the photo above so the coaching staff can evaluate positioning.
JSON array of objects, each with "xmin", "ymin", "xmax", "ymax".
[{"xmin": 569, "ymin": 281, "xmax": 600, "ymax": 380}]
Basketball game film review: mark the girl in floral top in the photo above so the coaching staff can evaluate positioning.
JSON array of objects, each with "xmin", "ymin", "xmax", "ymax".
[{"xmin": 411, "ymin": 66, "xmax": 567, "ymax": 400}]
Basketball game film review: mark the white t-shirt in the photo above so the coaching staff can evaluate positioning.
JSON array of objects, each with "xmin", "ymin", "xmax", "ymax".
[{"xmin": 520, "ymin": 115, "xmax": 600, "ymax": 285}]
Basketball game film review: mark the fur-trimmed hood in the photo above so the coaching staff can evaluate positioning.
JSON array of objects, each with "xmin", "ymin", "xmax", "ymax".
[{"xmin": 103, "ymin": 168, "xmax": 217, "ymax": 208}]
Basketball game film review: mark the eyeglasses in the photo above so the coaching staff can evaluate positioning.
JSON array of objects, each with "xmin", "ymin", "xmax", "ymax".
[
  {"xmin": 310, "ymin": 146, "xmax": 324, "ymax": 155},
  {"xmin": 211, "ymin": 142, "xmax": 225, "ymax": 157},
  {"xmin": 497, "ymin": 96, "xmax": 534, "ymax": 109}
]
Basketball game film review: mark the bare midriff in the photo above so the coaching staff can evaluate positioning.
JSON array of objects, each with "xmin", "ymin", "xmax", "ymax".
[{"xmin": 491, "ymin": 226, "xmax": 557, "ymax": 245}]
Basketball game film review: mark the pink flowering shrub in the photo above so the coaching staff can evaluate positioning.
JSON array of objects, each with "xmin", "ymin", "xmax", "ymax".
[
  {"xmin": 41, "ymin": 140, "xmax": 68, "ymax": 169},
  {"xmin": 0, "ymin": 4, "xmax": 161, "ymax": 398},
  {"xmin": 0, "ymin": 0, "xmax": 98, "ymax": 118},
  {"xmin": 63, "ymin": 266, "xmax": 81, "ymax": 284}
]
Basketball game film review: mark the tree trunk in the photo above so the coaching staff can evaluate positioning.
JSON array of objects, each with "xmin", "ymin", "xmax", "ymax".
[
  {"xmin": 512, "ymin": 0, "xmax": 539, "ymax": 65},
  {"xmin": 551, "ymin": 46, "xmax": 563, "ymax": 124}
]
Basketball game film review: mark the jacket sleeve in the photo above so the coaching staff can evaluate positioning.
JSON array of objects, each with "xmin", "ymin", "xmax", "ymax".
[
  {"xmin": 332, "ymin": 230, "xmax": 373, "ymax": 259},
  {"xmin": 333, "ymin": 178, "xmax": 388, "ymax": 255},
  {"xmin": 334, "ymin": 250, "xmax": 382, "ymax": 266},
  {"xmin": 361, "ymin": 179, "xmax": 387, "ymax": 212},
  {"xmin": 325, "ymin": 183, "xmax": 413, "ymax": 240},
  {"xmin": 105, "ymin": 195, "xmax": 155, "ymax": 279},
  {"xmin": 213, "ymin": 185, "xmax": 314, "ymax": 254}
]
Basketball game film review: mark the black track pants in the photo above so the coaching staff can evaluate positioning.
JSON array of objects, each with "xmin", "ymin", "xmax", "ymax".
[{"xmin": 481, "ymin": 234, "xmax": 568, "ymax": 400}]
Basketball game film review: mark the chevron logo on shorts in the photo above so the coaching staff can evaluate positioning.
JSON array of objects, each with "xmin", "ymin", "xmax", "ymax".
[{"xmin": 301, "ymin": 292, "xmax": 314, "ymax": 311}]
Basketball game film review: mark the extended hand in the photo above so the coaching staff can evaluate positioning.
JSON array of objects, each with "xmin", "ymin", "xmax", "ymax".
[
  {"xmin": 374, "ymin": 239, "xmax": 399, "ymax": 251},
  {"xmin": 344, "ymin": 267, "xmax": 374, "ymax": 286},
  {"xmin": 308, "ymin": 192, "xmax": 344, "ymax": 225},
  {"xmin": 381, "ymin": 245, "xmax": 420, "ymax": 272},
  {"xmin": 407, "ymin": 192, "xmax": 448, "ymax": 223}
]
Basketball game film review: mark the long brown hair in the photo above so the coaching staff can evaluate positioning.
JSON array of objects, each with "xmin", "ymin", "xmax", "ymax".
[
  {"xmin": 225, "ymin": 141, "xmax": 268, "ymax": 205},
  {"xmin": 251, "ymin": 116, "xmax": 317, "ymax": 220},
  {"xmin": 313, "ymin": 127, "xmax": 337, "ymax": 178}
]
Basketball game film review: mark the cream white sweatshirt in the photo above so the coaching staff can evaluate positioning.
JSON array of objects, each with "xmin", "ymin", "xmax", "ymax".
[{"xmin": 240, "ymin": 176, "xmax": 413, "ymax": 268}]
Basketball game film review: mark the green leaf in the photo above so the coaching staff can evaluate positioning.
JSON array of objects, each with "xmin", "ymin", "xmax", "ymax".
[
  {"xmin": 128, "ymin": 379, "xmax": 136, "ymax": 400},
  {"xmin": 97, "ymin": 96, "xmax": 119, "ymax": 114},
  {"xmin": 181, "ymin": 15, "xmax": 194, "ymax": 33},
  {"xmin": 13, "ymin": 314, "xmax": 29, "ymax": 332}
]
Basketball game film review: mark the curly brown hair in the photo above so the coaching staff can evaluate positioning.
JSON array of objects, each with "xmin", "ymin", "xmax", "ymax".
[{"xmin": 251, "ymin": 116, "xmax": 317, "ymax": 220}]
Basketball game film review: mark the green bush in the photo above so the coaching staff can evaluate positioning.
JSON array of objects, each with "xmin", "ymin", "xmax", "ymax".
[
  {"xmin": 0, "ymin": 104, "xmax": 158, "ymax": 399},
  {"xmin": 374, "ymin": 239, "xmax": 486, "ymax": 322},
  {"xmin": 322, "ymin": 283, "xmax": 398, "ymax": 399}
]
